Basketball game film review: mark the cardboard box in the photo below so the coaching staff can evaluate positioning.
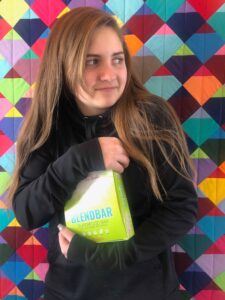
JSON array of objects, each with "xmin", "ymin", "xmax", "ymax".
[{"xmin": 64, "ymin": 170, "xmax": 134, "ymax": 243}]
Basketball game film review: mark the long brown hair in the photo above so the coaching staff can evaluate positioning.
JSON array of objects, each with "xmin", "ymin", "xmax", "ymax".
[{"xmin": 8, "ymin": 7, "xmax": 194, "ymax": 205}]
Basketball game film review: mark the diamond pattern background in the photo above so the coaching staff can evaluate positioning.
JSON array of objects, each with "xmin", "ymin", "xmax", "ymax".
[{"xmin": 0, "ymin": 0, "xmax": 225, "ymax": 299}]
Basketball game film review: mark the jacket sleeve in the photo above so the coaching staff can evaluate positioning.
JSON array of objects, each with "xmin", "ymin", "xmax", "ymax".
[
  {"xmin": 67, "ymin": 153, "xmax": 198, "ymax": 270},
  {"xmin": 132, "ymin": 157, "xmax": 198, "ymax": 262},
  {"xmin": 13, "ymin": 138, "xmax": 105, "ymax": 230}
]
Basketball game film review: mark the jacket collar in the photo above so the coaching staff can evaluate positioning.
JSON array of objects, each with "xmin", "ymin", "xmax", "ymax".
[{"xmin": 59, "ymin": 91, "xmax": 115, "ymax": 139}]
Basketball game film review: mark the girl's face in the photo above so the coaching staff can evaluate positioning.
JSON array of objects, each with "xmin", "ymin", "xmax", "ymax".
[{"xmin": 75, "ymin": 26, "xmax": 127, "ymax": 116}]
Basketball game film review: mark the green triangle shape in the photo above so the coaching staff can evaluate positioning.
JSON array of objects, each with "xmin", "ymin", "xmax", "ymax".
[
  {"xmin": 4, "ymin": 29, "xmax": 22, "ymax": 40},
  {"xmin": 212, "ymin": 85, "xmax": 225, "ymax": 98},
  {"xmin": 201, "ymin": 139, "xmax": 225, "ymax": 165},
  {"xmin": 0, "ymin": 78, "xmax": 30, "ymax": 105},
  {"xmin": 0, "ymin": 172, "xmax": 11, "ymax": 195},
  {"xmin": 0, "ymin": 244, "xmax": 15, "ymax": 265},
  {"xmin": 191, "ymin": 148, "xmax": 209, "ymax": 159},
  {"xmin": 214, "ymin": 271, "xmax": 225, "ymax": 292},
  {"xmin": 182, "ymin": 118, "xmax": 220, "ymax": 146},
  {"xmin": 22, "ymin": 49, "xmax": 39, "ymax": 59},
  {"xmin": 175, "ymin": 44, "xmax": 194, "ymax": 56},
  {"xmin": 25, "ymin": 271, "xmax": 41, "ymax": 281},
  {"xmin": 146, "ymin": 0, "xmax": 185, "ymax": 21},
  {"xmin": 208, "ymin": 12, "xmax": 225, "ymax": 40},
  {"xmin": 178, "ymin": 234, "xmax": 213, "ymax": 260}
]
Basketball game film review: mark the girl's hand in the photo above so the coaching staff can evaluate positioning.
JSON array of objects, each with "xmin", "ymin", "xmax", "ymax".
[
  {"xmin": 58, "ymin": 224, "xmax": 75, "ymax": 258},
  {"xmin": 98, "ymin": 137, "xmax": 130, "ymax": 173}
]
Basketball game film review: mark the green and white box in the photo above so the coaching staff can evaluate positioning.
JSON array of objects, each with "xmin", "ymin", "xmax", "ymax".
[{"xmin": 64, "ymin": 170, "xmax": 134, "ymax": 243}]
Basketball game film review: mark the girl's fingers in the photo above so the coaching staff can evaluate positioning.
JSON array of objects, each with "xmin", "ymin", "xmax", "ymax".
[
  {"xmin": 112, "ymin": 161, "xmax": 124, "ymax": 174},
  {"xmin": 58, "ymin": 231, "xmax": 69, "ymax": 258},
  {"xmin": 98, "ymin": 137, "xmax": 130, "ymax": 172},
  {"xmin": 117, "ymin": 154, "xmax": 130, "ymax": 168},
  {"xmin": 58, "ymin": 224, "xmax": 75, "ymax": 242}
]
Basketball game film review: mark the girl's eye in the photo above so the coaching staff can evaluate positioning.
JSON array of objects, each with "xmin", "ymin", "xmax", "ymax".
[
  {"xmin": 113, "ymin": 57, "xmax": 124, "ymax": 64},
  {"xmin": 86, "ymin": 58, "xmax": 98, "ymax": 66}
]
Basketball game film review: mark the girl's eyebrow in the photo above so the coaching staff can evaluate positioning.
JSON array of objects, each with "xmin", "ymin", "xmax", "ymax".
[{"xmin": 86, "ymin": 51, "xmax": 125, "ymax": 57}]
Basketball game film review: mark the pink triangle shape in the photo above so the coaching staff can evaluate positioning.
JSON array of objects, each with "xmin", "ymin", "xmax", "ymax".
[
  {"xmin": 194, "ymin": 65, "xmax": 213, "ymax": 76},
  {"xmin": 155, "ymin": 24, "xmax": 175, "ymax": 35},
  {"xmin": 215, "ymin": 44, "xmax": 225, "ymax": 55}
]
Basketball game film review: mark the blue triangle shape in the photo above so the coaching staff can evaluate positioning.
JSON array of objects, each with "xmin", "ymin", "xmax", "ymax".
[
  {"xmin": 14, "ymin": 19, "xmax": 47, "ymax": 46},
  {"xmin": 22, "ymin": 8, "xmax": 39, "ymax": 19},
  {"xmin": 135, "ymin": 3, "xmax": 155, "ymax": 15},
  {"xmin": 203, "ymin": 97, "xmax": 225, "ymax": 125},
  {"xmin": 0, "ymin": 118, "xmax": 23, "ymax": 142},
  {"xmin": 18, "ymin": 279, "xmax": 45, "ymax": 300},
  {"xmin": 186, "ymin": 33, "xmax": 224, "ymax": 63}
]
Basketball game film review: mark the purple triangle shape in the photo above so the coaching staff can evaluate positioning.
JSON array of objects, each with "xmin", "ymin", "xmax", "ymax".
[
  {"xmin": 177, "ymin": 1, "xmax": 197, "ymax": 13},
  {"xmin": 0, "ymin": 40, "xmax": 29, "ymax": 65}
]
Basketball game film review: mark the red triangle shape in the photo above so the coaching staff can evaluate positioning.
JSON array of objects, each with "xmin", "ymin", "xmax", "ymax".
[
  {"xmin": 0, "ymin": 227, "xmax": 32, "ymax": 249},
  {"xmin": 197, "ymin": 22, "xmax": 215, "ymax": 34},
  {"xmin": 32, "ymin": 39, "xmax": 47, "ymax": 59},
  {"xmin": 205, "ymin": 55, "xmax": 225, "ymax": 83},
  {"xmin": 194, "ymin": 65, "xmax": 212, "ymax": 76},
  {"xmin": 174, "ymin": 252, "xmax": 194, "ymax": 276},
  {"xmin": 209, "ymin": 167, "xmax": 225, "ymax": 178},
  {"xmin": 5, "ymin": 68, "xmax": 21, "ymax": 78},
  {"xmin": 207, "ymin": 206, "xmax": 225, "ymax": 216},
  {"xmin": 17, "ymin": 244, "xmax": 48, "ymax": 268},
  {"xmin": 187, "ymin": 0, "xmax": 225, "ymax": 20},
  {"xmin": 204, "ymin": 281, "xmax": 222, "ymax": 290},
  {"xmin": 0, "ymin": 19, "xmax": 12, "ymax": 39},
  {"xmin": 0, "ymin": 277, "xmax": 15, "ymax": 299},
  {"xmin": 205, "ymin": 244, "xmax": 224, "ymax": 254},
  {"xmin": 125, "ymin": 15, "xmax": 164, "ymax": 43},
  {"xmin": 154, "ymin": 65, "xmax": 172, "ymax": 76},
  {"xmin": 205, "ymin": 235, "xmax": 225, "ymax": 254},
  {"xmin": 197, "ymin": 198, "xmax": 216, "ymax": 220}
]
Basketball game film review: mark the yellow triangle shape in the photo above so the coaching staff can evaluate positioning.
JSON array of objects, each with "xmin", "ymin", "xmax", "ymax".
[
  {"xmin": 25, "ymin": 270, "xmax": 41, "ymax": 280},
  {"xmin": 4, "ymin": 29, "xmax": 22, "ymax": 40},
  {"xmin": 8, "ymin": 286, "xmax": 24, "ymax": 296},
  {"xmin": 58, "ymin": 6, "xmax": 70, "ymax": 18},
  {"xmin": 8, "ymin": 218, "xmax": 21, "ymax": 227},
  {"xmin": 191, "ymin": 148, "xmax": 209, "ymax": 159},
  {"xmin": 198, "ymin": 178, "xmax": 225, "ymax": 205},
  {"xmin": 24, "ymin": 236, "xmax": 42, "ymax": 245},
  {"xmin": 175, "ymin": 44, "xmax": 194, "ymax": 56},
  {"xmin": 5, "ymin": 107, "xmax": 23, "ymax": 117}
]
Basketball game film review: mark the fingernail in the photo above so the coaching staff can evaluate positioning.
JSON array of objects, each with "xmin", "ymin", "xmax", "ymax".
[{"xmin": 57, "ymin": 224, "xmax": 64, "ymax": 231}]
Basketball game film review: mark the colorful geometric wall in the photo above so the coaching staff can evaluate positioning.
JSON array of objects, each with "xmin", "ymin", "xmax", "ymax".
[{"xmin": 1, "ymin": 0, "xmax": 225, "ymax": 299}]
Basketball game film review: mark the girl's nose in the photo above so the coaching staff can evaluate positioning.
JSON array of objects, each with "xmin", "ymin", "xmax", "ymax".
[{"xmin": 99, "ymin": 64, "xmax": 116, "ymax": 81}]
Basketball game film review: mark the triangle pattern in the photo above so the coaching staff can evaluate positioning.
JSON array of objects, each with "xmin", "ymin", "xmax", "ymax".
[{"xmin": 0, "ymin": 1, "xmax": 225, "ymax": 299}]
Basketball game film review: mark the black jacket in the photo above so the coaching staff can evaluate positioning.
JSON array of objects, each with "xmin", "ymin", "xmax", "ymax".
[{"xmin": 13, "ymin": 96, "xmax": 198, "ymax": 300}]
